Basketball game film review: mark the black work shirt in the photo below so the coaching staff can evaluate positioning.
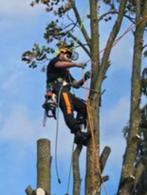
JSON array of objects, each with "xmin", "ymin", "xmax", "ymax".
[{"xmin": 46, "ymin": 56, "xmax": 75, "ymax": 84}]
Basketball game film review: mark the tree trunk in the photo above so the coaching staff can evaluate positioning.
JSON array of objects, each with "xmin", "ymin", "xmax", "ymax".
[
  {"xmin": 85, "ymin": 0, "xmax": 101, "ymax": 193},
  {"xmin": 85, "ymin": 0, "xmax": 127, "ymax": 194},
  {"xmin": 72, "ymin": 145, "xmax": 82, "ymax": 195},
  {"xmin": 37, "ymin": 139, "xmax": 51, "ymax": 195},
  {"xmin": 117, "ymin": 1, "xmax": 147, "ymax": 194}
]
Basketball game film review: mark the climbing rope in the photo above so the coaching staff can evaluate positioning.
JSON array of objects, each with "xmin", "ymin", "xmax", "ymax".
[
  {"xmin": 54, "ymin": 84, "xmax": 65, "ymax": 184},
  {"xmin": 65, "ymin": 139, "xmax": 75, "ymax": 195}
]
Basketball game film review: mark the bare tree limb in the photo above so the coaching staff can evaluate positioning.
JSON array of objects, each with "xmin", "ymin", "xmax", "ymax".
[
  {"xmin": 62, "ymin": 22, "xmax": 77, "ymax": 31},
  {"xmin": 69, "ymin": 0, "xmax": 91, "ymax": 47},
  {"xmin": 68, "ymin": 32, "xmax": 91, "ymax": 57},
  {"xmin": 98, "ymin": 11, "xmax": 135, "ymax": 24},
  {"xmin": 100, "ymin": 146, "xmax": 111, "ymax": 173},
  {"xmin": 100, "ymin": 0, "xmax": 128, "ymax": 81}
]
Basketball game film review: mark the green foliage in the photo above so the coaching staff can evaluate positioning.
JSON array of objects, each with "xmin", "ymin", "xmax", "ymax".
[
  {"xmin": 30, "ymin": 0, "xmax": 71, "ymax": 15},
  {"xmin": 22, "ymin": 44, "xmax": 53, "ymax": 68},
  {"xmin": 22, "ymin": 0, "xmax": 80, "ymax": 69},
  {"xmin": 44, "ymin": 21, "xmax": 65, "ymax": 43},
  {"xmin": 126, "ymin": 0, "xmax": 146, "ymax": 15},
  {"xmin": 141, "ymin": 68, "xmax": 147, "ymax": 96},
  {"xmin": 102, "ymin": 0, "xmax": 117, "ymax": 14}
]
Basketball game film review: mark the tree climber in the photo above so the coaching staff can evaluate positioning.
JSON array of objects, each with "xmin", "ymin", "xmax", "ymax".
[{"xmin": 44, "ymin": 47, "xmax": 91, "ymax": 146}]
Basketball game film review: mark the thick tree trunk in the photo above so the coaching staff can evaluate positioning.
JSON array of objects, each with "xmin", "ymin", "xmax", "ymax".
[
  {"xmin": 85, "ymin": 1, "xmax": 100, "ymax": 194},
  {"xmin": 37, "ymin": 139, "xmax": 51, "ymax": 195},
  {"xmin": 85, "ymin": 0, "xmax": 127, "ymax": 194},
  {"xmin": 117, "ymin": 1, "xmax": 147, "ymax": 194}
]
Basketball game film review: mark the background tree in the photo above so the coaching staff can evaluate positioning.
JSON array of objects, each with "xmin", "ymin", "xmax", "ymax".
[
  {"xmin": 117, "ymin": 0, "xmax": 147, "ymax": 194},
  {"xmin": 22, "ymin": 0, "xmax": 147, "ymax": 194}
]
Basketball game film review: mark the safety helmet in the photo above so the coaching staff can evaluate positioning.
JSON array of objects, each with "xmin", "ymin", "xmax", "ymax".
[{"xmin": 57, "ymin": 47, "xmax": 72, "ymax": 57}]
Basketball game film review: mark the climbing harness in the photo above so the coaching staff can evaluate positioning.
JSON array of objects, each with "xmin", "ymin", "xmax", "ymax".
[{"xmin": 42, "ymin": 77, "xmax": 68, "ymax": 126}]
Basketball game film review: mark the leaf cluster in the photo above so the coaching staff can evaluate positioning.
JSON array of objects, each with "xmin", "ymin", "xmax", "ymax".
[
  {"xmin": 30, "ymin": 0, "xmax": 72, "ymax": 16},
  {"xmin": 22, "ymin": 44, "xmax": 53, "ymax": 68},
  {"xmin": 126, "ymin": 0, "xmax": 146, "ymax": 15}
]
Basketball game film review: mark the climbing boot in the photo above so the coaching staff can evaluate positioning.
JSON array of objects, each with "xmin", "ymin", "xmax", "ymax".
[{"xmin": 74, "ymin": 131, "xmax": 90, "ymax": 146}]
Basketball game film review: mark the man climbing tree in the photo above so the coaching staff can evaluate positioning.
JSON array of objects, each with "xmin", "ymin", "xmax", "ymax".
[
  {"xmin": 43, "ymin": 46, "xmax": 91, "ymax": 146},
  {"xmin": 22, "ymin": 0, "xmax": 130, "ymax": 194}
]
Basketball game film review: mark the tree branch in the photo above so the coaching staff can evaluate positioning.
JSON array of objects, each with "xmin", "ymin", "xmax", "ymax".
[
  {"xmin": 98, "ymin": 11, "xmax": 135, "ymax": 24},
  {"xmin": 142, "ymin": 44, "xmax": 147, "ymax": 50},
  {"xmin": 100, "ymin": 0, "xmax": 128, "ymax": 81},
  {"xmin": 69, "ymin": 0, "xmax": 91, "ymax": 47},
  {"xmin": 100, "ymin": 146, "xmax": 111, "ymax": 173},
  {"xmin": 62, "ymin": 22, "xmax": 77, "ymax": 31},
  {"xmin": 68, "ymin": 32, "xmax": 91, "ymax": 57}
]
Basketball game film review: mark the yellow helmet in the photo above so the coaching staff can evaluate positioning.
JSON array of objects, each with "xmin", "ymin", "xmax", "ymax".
[{"xmin": 57, "ymin": 47, "xmax": 72, "ymax": 57}]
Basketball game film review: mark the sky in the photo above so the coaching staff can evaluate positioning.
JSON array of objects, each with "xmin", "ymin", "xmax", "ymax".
[{"xmin": 0, "ymin": 1, "xmax": 146, "ymax": 195}]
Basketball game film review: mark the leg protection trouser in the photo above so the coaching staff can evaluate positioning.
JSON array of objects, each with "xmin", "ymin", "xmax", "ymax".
[{"xmin": 59, "ymin": 87, "xmax": 87, "ymax": 134}]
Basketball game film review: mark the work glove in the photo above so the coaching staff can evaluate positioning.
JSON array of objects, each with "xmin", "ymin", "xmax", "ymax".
[
  {"xmin": 77, "ymin": 63, "xmax": 86, "ymax": 69},
  {"xmin": 84, "ymin": 71, "xmax": 91, "ymax": 81}
]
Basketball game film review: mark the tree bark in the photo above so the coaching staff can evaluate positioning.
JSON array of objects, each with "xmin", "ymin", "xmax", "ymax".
[
  {"xmin": 100, "ymin": 146, "xmax": 111, "ymax": 173},
  {"xmin": 72, "ymin": 145, "xmax": 82, "ymax": 195},
  {"xmin": 85, "ymin": 0, "xmax": 100, "ymax": 193},
  {"xmin": 117, "ymin": 1, "xmax": 147, "ymax": 194},
  {"xmin": 37, "ymin": 139, "xmax": 51, "ymax": 195},
  {"xmin": 85, "ymin": 0, "xmax": 127, "ymax": 194}
]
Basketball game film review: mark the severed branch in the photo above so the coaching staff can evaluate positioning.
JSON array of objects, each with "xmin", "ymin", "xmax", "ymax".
[
  {"xmin": 100, "ymin": 146, "xmax": 111, "ymax": 173},
  {"xmin": 98, "ymin": 11, "xmax": 135, "ymax": 24},
  {"xmin": 72, "ymin": 144, "xmax": 82, "ymax": 195},
  {"xmin": 100, "ymin": 0, "xmax": 128, "ymax": 81},
  {"xmin": 69, "ymin": 0, "xmax": 91, "ymax": 47}
]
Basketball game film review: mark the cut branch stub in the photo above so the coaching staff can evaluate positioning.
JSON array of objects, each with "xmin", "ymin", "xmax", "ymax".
[
  {"xmin": 25, "ymin": 185, "xmax": 34, "ymax": 195},
  {"xmin": 100, "ymin": 146, "xmax": 111, "ymax": 173}
]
